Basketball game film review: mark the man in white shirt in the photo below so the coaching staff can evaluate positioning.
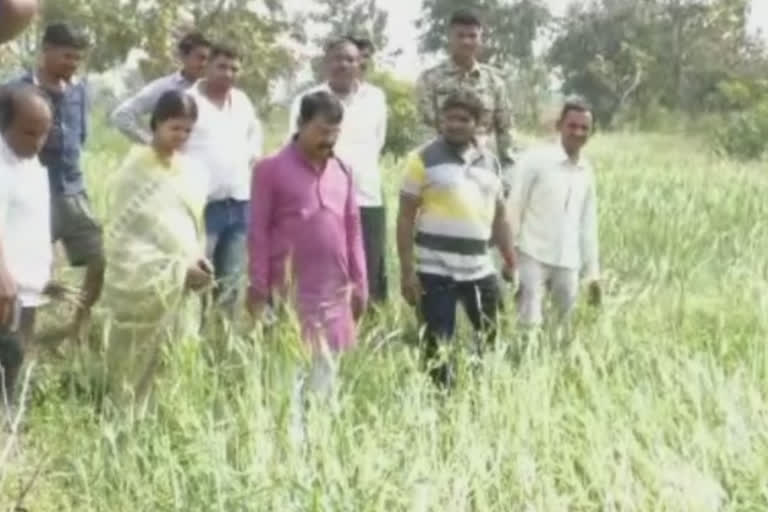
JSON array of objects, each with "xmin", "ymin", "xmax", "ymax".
[
  {"xmin": 0, "ymin": 85, "xmax": 53, "ymax": 408},
  {"xmin": 184, "ymin": 45, "xmax": 262, "ymax": 312},
  {"xmin": 508, "ymin": 97, "xmax": 602, "ymax": 331},
  {"xmin": 287, "ymin": 37, "xmax": 389, "ymax": 304},
  {"xmin": 110, "ymin": 32, "xmax": 211, "ymax": 144}
]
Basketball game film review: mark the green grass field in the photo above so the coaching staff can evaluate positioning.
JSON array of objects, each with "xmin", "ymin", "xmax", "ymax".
[{"xmin": 3, "ymin": 127, "xmax": 768, "ymax": 511}]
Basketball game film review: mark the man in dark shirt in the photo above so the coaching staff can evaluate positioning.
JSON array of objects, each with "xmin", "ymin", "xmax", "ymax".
[{"xmin": 14, "ymin": 23, "xmax": 104, "ymax": 341}]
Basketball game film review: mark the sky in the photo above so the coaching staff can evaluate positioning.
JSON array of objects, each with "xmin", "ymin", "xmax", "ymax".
[{"xmin": 354, "ymin": 0, "xmax": 768, "ymax": 80}]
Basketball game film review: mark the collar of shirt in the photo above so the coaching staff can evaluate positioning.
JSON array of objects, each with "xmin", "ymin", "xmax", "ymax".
[
  {"xmin": 550, "ymin": 143, "xmax": 587, "ymax": 170},
  {"xmin": 319, "ymin": 80, "xmax": 365, "ymax": 103},
  {"xmin": 27, "ymin": 70, "xmax": 80, "ymax": 90},
  {"xmin": 447, "ymin": 58, "xmax": 481, "ymax": 78},
  {"xmin": 190, "ymin": 81, "xmax": 234, "ymax": 109},
  {"xmin": 438, "ymin": 137, "xmax": 483, "ymax": 164},
  {"xmin": 288, "ymin": 141, "xmax": 336, "ymax": 174},
  {"xmin": 174, "ymin": 71, "xmax": 197, "ymax": 87}
]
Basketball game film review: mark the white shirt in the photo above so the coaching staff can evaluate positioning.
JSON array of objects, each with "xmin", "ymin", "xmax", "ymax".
[
  {"xmin": 508, "ymin": 143, "xmax": 600, "ymax": 280},
  {"xmin": 0, "ymin": 137, "xmax": 52, "ymax": 306},
  {"xmin": 288, "ymin": 82, "xmax": 387, "ymax": 207},
  {"xmin": 184, "ymin": 82, "xmax": 263, "ymax": 201}
]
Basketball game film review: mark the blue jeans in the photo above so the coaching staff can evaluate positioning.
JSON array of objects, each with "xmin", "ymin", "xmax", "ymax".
[{"xmin": 205, "ymin": 199, "xmax": 249, "ymax": 312}]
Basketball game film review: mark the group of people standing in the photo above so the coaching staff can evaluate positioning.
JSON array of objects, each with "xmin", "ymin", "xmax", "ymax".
[{"xmin": 0, "ymin": 9, "xmax": 602, "ymax": 418}]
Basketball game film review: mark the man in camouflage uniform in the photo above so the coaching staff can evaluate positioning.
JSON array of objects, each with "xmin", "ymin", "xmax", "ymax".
[{"xmin": 415, "ymin": 9, "xmax": 517, "ymax": 188}]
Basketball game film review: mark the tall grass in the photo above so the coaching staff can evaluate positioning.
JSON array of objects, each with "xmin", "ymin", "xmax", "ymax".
[{"xmin": 3, "ymin": 125, "xmax": 768, "ymax": 510}]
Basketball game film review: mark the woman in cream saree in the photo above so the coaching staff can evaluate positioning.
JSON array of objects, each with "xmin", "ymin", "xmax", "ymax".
[{"xmin": 101, "ymin": 91, "xmax": 211, "ymax": 412}]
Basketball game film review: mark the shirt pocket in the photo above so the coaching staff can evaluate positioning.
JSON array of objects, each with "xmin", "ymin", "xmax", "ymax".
[
  {"xmin": 530, "ymin": 170, "xmax": 567, "ymax": 212},
  {"xmin": 319, "ymin": 173, "xmax": 349, "ymax": 217}
]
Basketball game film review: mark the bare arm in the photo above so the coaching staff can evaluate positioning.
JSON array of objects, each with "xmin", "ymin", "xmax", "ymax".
[
  {"xmin": 0, "ymin": 0, "xmax": 38, "ymax": 44},
  {"xmin": 397, "ymin": 194, "xmax": 420, "ymax": 278},
  {"xmin": 492, "ymin": 199, "xmax": 516, "ymax": 271}
]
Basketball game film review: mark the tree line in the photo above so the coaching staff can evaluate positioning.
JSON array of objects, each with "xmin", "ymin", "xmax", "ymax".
[{"xmin": 1, "ymin": 0, "xmax": 766, "ymax": 157}]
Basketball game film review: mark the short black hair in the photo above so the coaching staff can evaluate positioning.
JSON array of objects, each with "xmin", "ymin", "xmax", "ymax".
[
  {"xmin": 449, "ymin": 9, "xmax": 483, "ymax": 28},
  {"xmin": 558, "ymin": 96, "xmax": 592, "ymax": 123},
  {"xmin": 178, "ymin": 32, "xmax": 211, "ymax": 56},
  {"xmin": 42, "ymin": 22, "xmax": 89, "ymax": 49},
  {"xmin": 440, "ymin": 90, "xmax": 484, "ymax": 122},
  {"xmin": 150, "ymin": 90, "xmax": 198, "ymax": 131},
  {"xmin": 0, "ymin": 84, "xmax": 52, "ymax": 130},
  {"xmin": 210, "ymin": 44, "xmax": 239, "ymax": 61},
  {"xmin": 324, "ymin": 36, "xmax": 359, "ymax": 55},
  {"xmin": 298, "ymin": 91, "xmax": 344, "ymax": 126}
]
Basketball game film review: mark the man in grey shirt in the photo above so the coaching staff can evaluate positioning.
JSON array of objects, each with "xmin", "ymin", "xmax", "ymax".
[{"xmin": 110, "ymin": 32, "xmax": 211, "ymax": 144}]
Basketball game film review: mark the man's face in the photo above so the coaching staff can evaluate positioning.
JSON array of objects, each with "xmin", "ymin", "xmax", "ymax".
[
  {"xmin": 441, "ymin": 106, "xmax": 476, "ymax": 146},
  {"xmin": 181, "ymin": 45, "xmax": 210, "ymax": 80},
  {"xmin": 4, "ymin": 98, "xmax": 52, "ymax": 158},
  {"xmin": 448, "ymin": 23, "xmax": 482, "ymax": 61},
  {"xmin": 43, "ymin": 45, "xmax": 84, "ymax": 81},
  {"xmin": 326, "ymin": 42, "xmax": 360, "ymax": 88},
  {"xmin": 299, "ymin": 116, "xmax": 341, "ymax": 160},
  {"xmin": 207, "ymin": 54, "xmax": 240, "ymax": 90},
  {"xmin": 558, "ymin": 109, "xmax": 593, "ymax": 155}
]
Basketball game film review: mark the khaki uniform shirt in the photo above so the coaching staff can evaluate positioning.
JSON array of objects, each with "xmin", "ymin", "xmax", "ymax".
[{"xmin": 415, "ymin": 59, "xmax": 517, "ymax": 171}]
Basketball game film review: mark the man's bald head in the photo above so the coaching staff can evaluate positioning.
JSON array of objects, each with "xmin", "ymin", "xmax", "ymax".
[
  {"xmin": 0, "ymin": 0, "xmax": 39, "ymax": 44},
  {"xmin": 0, "ymin": 85, "xmax": 52, "ymax": 158}
]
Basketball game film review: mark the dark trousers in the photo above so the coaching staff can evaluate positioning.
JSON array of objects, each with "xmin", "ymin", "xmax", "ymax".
[
  {"xmin": 360, "ymin": 206, "xmax": 388, "ymax": 304},
  {"xmin": 0, "ymin": 308, "xmax": 36, "ymax": 406},
  {"xmin": 418, "ymin": 273, "xmax": 501, "ymax": 387}
]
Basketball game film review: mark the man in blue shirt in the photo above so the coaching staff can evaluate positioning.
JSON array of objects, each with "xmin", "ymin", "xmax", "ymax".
[{"xmin": 14, "ymin": 23, "xmax": 104, "ymax": 341}]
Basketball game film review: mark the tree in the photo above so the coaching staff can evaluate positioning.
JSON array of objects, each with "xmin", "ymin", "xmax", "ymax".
[
  {"xmin": 0, "ymin": 0, "xmax": 305, "ymax": 109},
  {"xmin": 549, "ymin": 0, "xmax": 652, "ymax": 127},
  {"xmin": 310, "ymin": 0, "xmax": 388, "ymax": 51},
  {"xmin": 548, "ymin": 0, "xmax": 764, "ymax": 127}
]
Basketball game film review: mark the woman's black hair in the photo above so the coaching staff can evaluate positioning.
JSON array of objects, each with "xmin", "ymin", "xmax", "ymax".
[{"xmin": 149, "ymin": 90, "xmax": 198, "ymax": 131}]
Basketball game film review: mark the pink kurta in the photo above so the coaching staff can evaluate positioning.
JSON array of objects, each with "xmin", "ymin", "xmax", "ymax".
[{"xmin": 248, "ymin": 143, "xmax": 368, "ymax": 351}]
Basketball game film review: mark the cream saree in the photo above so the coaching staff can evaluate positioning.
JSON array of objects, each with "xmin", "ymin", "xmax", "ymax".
[{"xmin": 101, "ymin": 146, "xmax": 207, "ymax": 410}]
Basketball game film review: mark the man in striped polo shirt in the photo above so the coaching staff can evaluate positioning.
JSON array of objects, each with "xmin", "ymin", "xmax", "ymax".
[{"xmin": 397, "ymin": 91, "xmax": 516, "ymax": 388}]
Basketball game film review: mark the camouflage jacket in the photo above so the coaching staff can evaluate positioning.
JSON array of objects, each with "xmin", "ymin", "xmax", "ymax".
[{"xmin": 415, "ymin": 59, "xmax": 517, "ymax": 167}]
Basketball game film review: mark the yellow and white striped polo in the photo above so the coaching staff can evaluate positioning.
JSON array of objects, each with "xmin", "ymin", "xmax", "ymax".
[{"xmin": 401, "ymin": 138, "xmax": 503, "ymax": 281}]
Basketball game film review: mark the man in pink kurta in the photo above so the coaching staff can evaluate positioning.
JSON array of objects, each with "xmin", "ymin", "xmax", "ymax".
[{"xmin": 247, "ymin": 91, "xmax": 368, "ymax": 352}]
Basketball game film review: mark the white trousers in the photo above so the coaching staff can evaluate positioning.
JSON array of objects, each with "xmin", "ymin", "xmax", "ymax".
[
  {"xmin": 289, "ymin": 349, "xmax": 337, "ymax": 445},
  {"xmin": 516, "ymin": 251, "xmax": 580, "ymax": 327}
]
